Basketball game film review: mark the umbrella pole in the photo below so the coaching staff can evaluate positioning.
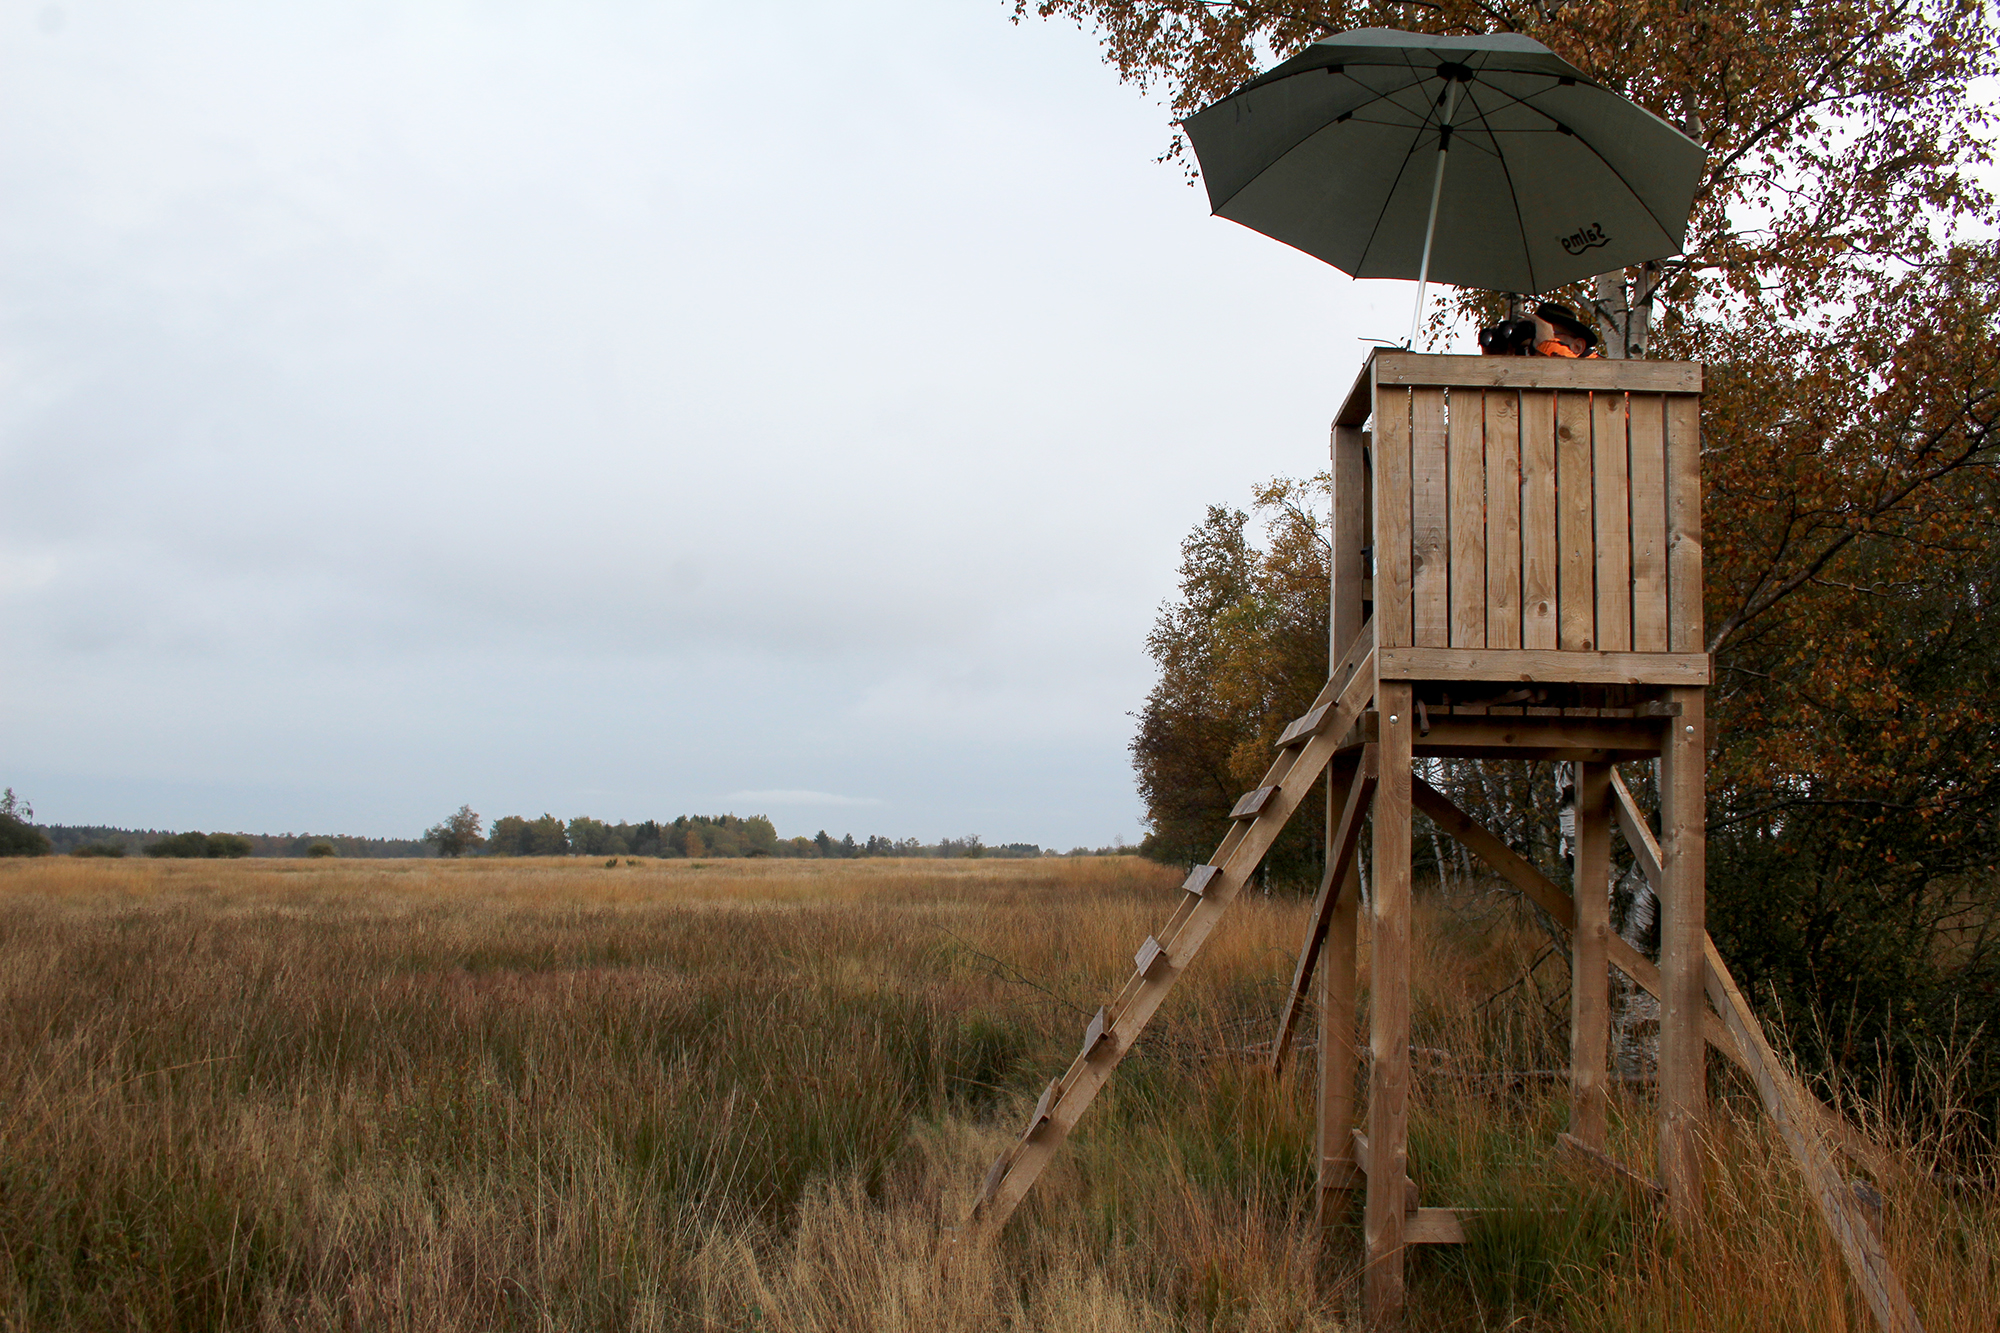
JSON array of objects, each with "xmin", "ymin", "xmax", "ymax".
[{"xmin": 1407, "ymin": 82, "xmax": 1460, "ymax": 349}]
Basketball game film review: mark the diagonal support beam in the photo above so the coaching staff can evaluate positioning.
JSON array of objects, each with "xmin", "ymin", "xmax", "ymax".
[
  {"xmin": 1410, "ymin": 776, "xmax": 1745, "ymax": 1069},
  {"xmin": 1608, "ymin": 766, "xmax": 1663, "ymax": 884},
  {"xmin": 1415, "ymin": 773, "xmax": 1893, "ymax": 1181},
  {"xmin": 1706, "ymin": 942, "xmax": 1926, "ymax": 1333},
  {"xmin": 967, "ymin": 625, "xmax": 1378, "ymax": 1231},
  {"xmin": 1606, "ymin": 772, "xmax": 1894, "ymax": 1178},
  {"xmin": 1271, "ymin": 745, "xmax": 1379, "ymax": 1074}
]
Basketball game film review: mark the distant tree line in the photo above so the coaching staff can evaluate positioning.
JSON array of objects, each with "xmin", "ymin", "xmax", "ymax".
[
  {"xmin": 1, "ymin": 789, "xmax": 1123, "ymax": 864},
  {"xmin": 440, "ymin": 806, "xmax": 1064, "ymax": 860},
  {"xmin": 7, "ymin": 812, "xmax": 435, "ymax": 860}
]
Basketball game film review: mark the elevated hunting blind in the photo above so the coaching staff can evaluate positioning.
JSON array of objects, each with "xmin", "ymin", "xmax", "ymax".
[{"xmin": 971, "ymin": 352, "xmax": 1924, "ymax": 1332}]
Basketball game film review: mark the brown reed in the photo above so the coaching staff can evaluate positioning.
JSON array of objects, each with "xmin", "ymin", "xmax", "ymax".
[{"xmin": 0, "ymin": 855, "xmax": 1989, "ymax": 1330}]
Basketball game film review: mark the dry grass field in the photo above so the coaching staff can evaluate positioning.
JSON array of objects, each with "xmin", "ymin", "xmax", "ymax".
[{"xmin": 0, "ymin": 854, "xmax": 1994, "ymax": 1331}]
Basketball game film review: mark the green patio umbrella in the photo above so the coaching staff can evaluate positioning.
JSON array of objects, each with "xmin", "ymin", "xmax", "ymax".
[{"xmin": 1182, "ymin": 28, "xmax": 1705, "ymax": 344}]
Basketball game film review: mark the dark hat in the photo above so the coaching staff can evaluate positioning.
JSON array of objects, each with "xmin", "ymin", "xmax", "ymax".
[{"xmin": 1535, "ymin": 301, "xmax": 1599, "ymax": 350}]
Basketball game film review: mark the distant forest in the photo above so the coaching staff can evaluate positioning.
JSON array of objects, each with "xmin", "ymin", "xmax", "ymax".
[
  {"xmin": 470, "ymin": 811, "xmax": 1057, "ymax": 860},
  {"xmin": 23, "ymin": 816, "xmax": 1097, "ymax": 861},
  {"xmin": 39, "ymin": 826, "xmax": 432, "ymax": 859}
]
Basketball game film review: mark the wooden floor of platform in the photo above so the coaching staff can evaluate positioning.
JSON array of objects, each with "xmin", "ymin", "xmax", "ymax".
[{"xmin": 1336, "ymin": 707, "xmax": 1672, "ymax": 761}]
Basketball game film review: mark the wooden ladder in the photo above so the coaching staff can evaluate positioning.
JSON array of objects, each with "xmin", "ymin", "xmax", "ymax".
[{"xmin": 968, "ymin": 622, "xmax": 1378, "ymax": 1228}]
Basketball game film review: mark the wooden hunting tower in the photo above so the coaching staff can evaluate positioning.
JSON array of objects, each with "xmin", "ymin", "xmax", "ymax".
[
  {"xmin": 1317, "ymin": 350, "xmax": 1709, "ymax": 1320},
  {"xmin": 973, "ymin": 352, "xmax": 1922, "ymax": 1331}
]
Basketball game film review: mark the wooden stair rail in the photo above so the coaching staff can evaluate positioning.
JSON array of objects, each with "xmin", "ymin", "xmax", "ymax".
[{"xmin": 967, "ymin": 621, "xmax": 1378, "ymax": 1229}]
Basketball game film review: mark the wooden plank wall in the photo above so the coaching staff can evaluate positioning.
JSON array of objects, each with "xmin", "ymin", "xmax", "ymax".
[{"xmin": 1370, "ymin": 375, "xmax": 1700, "ymax": 657}]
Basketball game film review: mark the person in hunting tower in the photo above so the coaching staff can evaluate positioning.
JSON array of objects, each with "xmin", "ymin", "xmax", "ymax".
[
  {"xmin": 1530, "ymin": 301, "xmax": 1599, "ymax": 358},
  {"xmin": 1477, "ymin": 300, "xmax": 1602, "ymax": 357}
]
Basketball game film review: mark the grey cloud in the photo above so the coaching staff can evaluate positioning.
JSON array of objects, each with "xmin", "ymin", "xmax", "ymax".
[{"xmin": 2, "ymin": 0, "xmax": 1409, "ymax": 846}]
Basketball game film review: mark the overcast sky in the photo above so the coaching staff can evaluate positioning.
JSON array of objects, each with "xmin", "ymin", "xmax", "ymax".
[{"xmin": 3, "ymin": 1, "xmax": 1420, "ymax": 847}]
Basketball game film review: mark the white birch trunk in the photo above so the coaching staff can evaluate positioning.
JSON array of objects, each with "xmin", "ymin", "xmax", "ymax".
[{"xmin": 1593, "ymin": 271, "xmax": 1629, "ymax": 359}]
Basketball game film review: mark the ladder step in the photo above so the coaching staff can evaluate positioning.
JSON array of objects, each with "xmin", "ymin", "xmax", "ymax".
[
  {"xmin": 967, "ymin": 627, "xmax": 1381, "ymax": 1233},
  {"xmin": 978, "ymin": 1150, "xmax": 1011, "ymax": 1200},
  {"xmin": 1230, "ymin": 786, "xmax": 1279, "ymax": 819},
  {"xmin": 1276, "ymin": 702, "xmax": 1332, "ymax": 748},
  {"xmin": 1081, "ymin": 1007, "xmax": 1112, "ymax": 1059},
  {"xmin": 1135, "ymin": 935, "xmax": 1168, "ymax": 979},
  {"xmin": 1028, "ymin": 1077, "xmax": 1062, "ymax": 1135}
]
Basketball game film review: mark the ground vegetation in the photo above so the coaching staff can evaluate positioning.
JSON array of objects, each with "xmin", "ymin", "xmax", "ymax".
[{"xmin": 0, "ymin": 856, "xmax": 1988, "ymax": 1329}]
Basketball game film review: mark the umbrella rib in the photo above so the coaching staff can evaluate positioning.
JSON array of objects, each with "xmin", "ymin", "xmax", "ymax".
[
  {"xmin": 1354, "ymin": 59, "xmax": 1449, "ymax": 285},
  {"xmin": 1459, "ymin": 82, "xmax": 1541, "ymax": 295},
  {"xmin": 1530, "ymin": 101, "xmax": 1688, "ymax": 245},
  {"xmin": 1201, "ymin": 58, "xmax": 1439, "ymax": 218},
  {"xmin": 1480, "ymin": 76, "xmax": 1689, "ymax": 246},
  {"xmin": 1199, "ymin": 75, "xmax": 1423, "ymax": 215}
]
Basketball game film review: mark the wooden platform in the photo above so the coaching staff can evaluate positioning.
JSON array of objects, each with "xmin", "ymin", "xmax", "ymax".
[{"xmin": 1338, "ymin": 351, "xmax": 1704, "ymax": 663}]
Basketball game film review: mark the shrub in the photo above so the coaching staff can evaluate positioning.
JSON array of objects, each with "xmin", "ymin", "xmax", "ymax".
[
  {"xmin": 306, "ymin": 842, "xmax": 337, "ymax": 859},
  {"xmin": 69, "ymin": 843, "xmax": 126, "ymax": 859},
  {"xmin": 146, "ymin": 824, "xmax": 210, "ymax": 856},
  {"xmin": 146, "ymin": 831, "xmax": 253, "ymax": 859},
  {"xmin": 0, "ymin": 815, "xmax": 51, "ymax": 858},
  {"xmin": 206, "ymin": 833, "xmax": 252, "ymax": 858},
  {"xmin": 147, "ymin": 832, "xmax": 210, "ymax": 858}
]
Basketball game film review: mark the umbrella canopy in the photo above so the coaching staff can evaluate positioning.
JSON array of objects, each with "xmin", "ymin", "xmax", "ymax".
[{"xmin": 1182, "ymin": 28, "xmax": 1705, "ymax": 299}]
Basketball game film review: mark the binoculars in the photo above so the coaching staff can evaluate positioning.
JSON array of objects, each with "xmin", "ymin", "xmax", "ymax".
[{"xmin": 1478, "ymin": 317, "xmax": 1539, "ymax": 355}]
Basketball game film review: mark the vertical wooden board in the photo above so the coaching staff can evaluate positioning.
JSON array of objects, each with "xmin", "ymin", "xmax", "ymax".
[
  {"xmin": 1519, "ymin": 390, "xmax": 1558, "ymax": 649},
  {"xmin": 1365, "ymin": 683, "xmax": 1414, "ymax": 1321},
  {"xmin": 1483, "ymin": 391, "xmax": 1522, "ymax": 650},
  {"xmin": 1555, "ymin": 391, "xmax": 1596, "ymax": 651},
  {"xmin": 1374, "ymin": 386, "xmax": 1413, "ymax": 649},
  {"xmin": 1363, "ymin": 435, "xmax": 1375, "ymax": 617},
  {"xmin": 1448, "ymin": 391, "xmax": 1487, "ymax": 648},
  {"xmin": 1570, "ymin": 762, "xmax": 1612, "ymax": 1149},
  {"xmin": 1628, "ymin": 396, "xmax": 1669, "ymax": 652},
  {"xmin": 1658, "ymin": 687, "xmax": 1707, "ymax": 1219},
  {"xmin": 1332, "ymin": 426, "xmax": 1369, "ymax": 664},
  {"xmin": 1592, "ymin": 393, "xmax": 1633, "ymax": 652},
  {"xmin": 1411, "ymin": 388, "xmax": 1450, "ymax": 647},
  {"xmin": 1317, "ymin": 772, "xmax": 1362, "ymax": 1226},
  {"xmin": 1665, "ymin": 394, "xmax": 1705, "ymax": 653}
]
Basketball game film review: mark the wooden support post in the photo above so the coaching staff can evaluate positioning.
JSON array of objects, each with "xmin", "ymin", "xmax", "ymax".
[
  {"xmin": 1317, "ymin": 768, "xmax": 1363, "ymax": 1225},
  {"xmin": 1658, "ymin": 686, "xmax": 1707, "ymax": 1220},
  {"xmin": 1570, "ymin": 762, "xmax": 1612, "ymax": 1148},
  {"xmin": 1366, "ymin": 682, "xmax": 1414, "ymax": 1323},
  {"xmin": 1609, "ymin": 768, "xmax": 1895, "ymax": 1177},
  {"xmin": 1321, "ymin": 419, "xmax": 1369, "ymax": 1227}
]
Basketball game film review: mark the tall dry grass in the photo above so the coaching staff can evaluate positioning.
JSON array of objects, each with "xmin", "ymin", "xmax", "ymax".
[{"xmin": 0, "ymin": 854, "xmax": 1991, "ymax": 1330}]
